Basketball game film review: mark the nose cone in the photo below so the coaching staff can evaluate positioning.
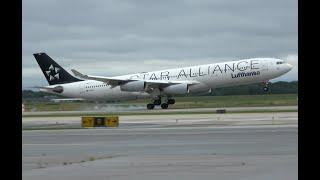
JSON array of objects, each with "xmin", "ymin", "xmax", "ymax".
[
  {"xmin": 286, "ymin": 63, "xmax": 293, "ymax": 71},
  {"xmin": 281, "ymin": 63, "xmax": 293, "ymax": 74}
]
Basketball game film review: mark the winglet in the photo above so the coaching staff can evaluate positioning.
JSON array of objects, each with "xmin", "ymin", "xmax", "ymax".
[{"xmin": 71, "ymin": 69, "xmax": 89, "ymax": 79}]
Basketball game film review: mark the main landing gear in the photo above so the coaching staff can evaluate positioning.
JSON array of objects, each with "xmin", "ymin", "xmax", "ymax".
[{"xmin": 146, "ymin": 97, "xmax": 175, "ymax": 110}]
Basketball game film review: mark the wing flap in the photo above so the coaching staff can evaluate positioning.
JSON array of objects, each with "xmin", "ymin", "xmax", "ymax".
[{"xmin": 71, "ymin": 69, "xmax": 136, "ymax": 87}]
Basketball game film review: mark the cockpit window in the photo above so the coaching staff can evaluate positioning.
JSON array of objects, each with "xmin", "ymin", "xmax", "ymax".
[{"xmin": 276, "ymin": 61, "xmax": 283, "ymax": 65}]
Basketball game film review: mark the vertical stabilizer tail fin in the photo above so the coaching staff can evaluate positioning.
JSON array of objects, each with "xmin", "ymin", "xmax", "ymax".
[{"xmin": 33, "ymin": 53, "xmax": 83, "ymax": 85}]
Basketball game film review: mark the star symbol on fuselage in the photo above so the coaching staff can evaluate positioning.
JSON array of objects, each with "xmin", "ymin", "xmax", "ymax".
[{"xmin": 46, "ymin": 64, "xmax": 60, "ymax": 81}]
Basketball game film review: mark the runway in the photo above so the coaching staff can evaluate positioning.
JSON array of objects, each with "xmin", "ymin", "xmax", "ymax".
[
  {"xmin": 22, "ymin": 111, "xmax": 297, "ymax": 180},
  {"xmin": 22, "ymin": 108, "xmax": 297, "ymax": 130},
  {"xmin": 22, "ymin": 105, "xmax": 297, "ymax": 117}
]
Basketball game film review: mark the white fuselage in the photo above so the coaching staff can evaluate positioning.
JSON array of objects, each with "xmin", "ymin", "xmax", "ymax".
[{"xmin": 41, "ymin": 58, "xmax": 293, "ymax": 101}]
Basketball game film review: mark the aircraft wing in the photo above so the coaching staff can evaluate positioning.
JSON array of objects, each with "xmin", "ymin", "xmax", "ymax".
[
  {"xmin": 71, "ymin": 69, "xmax": 199, "ymax": 88},
  {"xmin": 30, "ymin": 86, "xmax": 56, "ymax": 90},
  {"xmin": 30, "ymin": 85, "xmax": 64, "ymax": 93}
]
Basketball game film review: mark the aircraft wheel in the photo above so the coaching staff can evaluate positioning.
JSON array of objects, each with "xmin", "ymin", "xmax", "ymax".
[
  {"xmin": 167, "ymin": 99, "xmax": 175, "ymax": 104},
  {"xmin": 147, "ymin": 103, "xmax": 155, "ymax": 110},
  {"xmin": 263, "ymin": 87, "xmax": 269, "ymax": 92},
  {"xmin": 161, "ymin": 103, "xmax": 169, "ymax": 109}
]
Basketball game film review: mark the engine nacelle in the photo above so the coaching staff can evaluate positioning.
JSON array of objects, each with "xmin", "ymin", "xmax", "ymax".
[
  {"xmin": 52, "ymin": 86, "xmax": 64, "ymax": 93},
  {"xmin": 120, "ymin": 81, "xmax": 145, "ymax": 92},
  {"xmin": 162, "ymin": 84, "xmax": 189, "ymax": 95},
  {"xmin": 188, "ymin": 83, "xmax": 211, "ymax": 94}
]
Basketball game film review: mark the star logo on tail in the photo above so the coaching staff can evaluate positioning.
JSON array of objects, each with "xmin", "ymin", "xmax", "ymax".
[{"xmin": 46, "ymin": 64, "xmax": 60, "ymax": 81}]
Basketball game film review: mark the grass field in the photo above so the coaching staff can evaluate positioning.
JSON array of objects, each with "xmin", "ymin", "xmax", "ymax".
[{"xmin": 23, "ymin": 94, "xmax": 298, "ymax": 112}]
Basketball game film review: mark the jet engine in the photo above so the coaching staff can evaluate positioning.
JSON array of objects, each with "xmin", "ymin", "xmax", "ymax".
[
  {"xmin": 120, "ymin": 81, "xmax": 146, "ymax": 92},
  {"xmin": 162, "ymin": 84, "xmax": 189, "ymax": 95},
  {"xmin": 188, "ymin": 83, "xmax": 211, "ymax": 94},
  {"xmin": 52, "ymin": 86, "xmax": 64, "ymax": 93}
]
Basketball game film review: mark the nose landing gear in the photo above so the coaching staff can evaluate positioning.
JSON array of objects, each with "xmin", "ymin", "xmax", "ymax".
[{"xmin": 263, "ymin": 81, "xmax": 269, "ymax": 92}]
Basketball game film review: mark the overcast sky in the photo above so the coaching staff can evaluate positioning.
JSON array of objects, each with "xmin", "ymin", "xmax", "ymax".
[{"xmin": 22, "ymin": 0, "xmax": 297, "ymax": 89}]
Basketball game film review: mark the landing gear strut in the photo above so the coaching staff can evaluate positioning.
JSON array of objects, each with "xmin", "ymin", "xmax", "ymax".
[{"xmin": 153, "ymin": 99, "xmax": 161, "ymax": 105}]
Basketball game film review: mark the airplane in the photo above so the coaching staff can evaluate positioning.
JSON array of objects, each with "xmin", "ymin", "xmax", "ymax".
[{"xmin": 33, "ymin": 53, "xmax": 293, "ymax": 109}]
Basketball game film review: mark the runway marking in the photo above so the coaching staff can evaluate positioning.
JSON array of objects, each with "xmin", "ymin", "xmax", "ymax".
[
  {"xmin": 23, "ymin": 143, "xmax": 98, "ymax": 146},
  {"xmin": 22, "ymin": 125, "xmax": 297, "ymax": 137},
  {"xmin": 22, "ymin": 124, "xmax": 297, "ymax": 133},
  {"xmin": 23, "ymin": 141, "xmax": 261, "ymax": 146}
]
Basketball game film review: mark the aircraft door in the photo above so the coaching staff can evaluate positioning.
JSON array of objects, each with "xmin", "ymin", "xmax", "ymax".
[
  {"xmin": 79, "ymin": 82, "xmax": 86, "ymax": 95},
  {"xmin": 80, "ymin": 82, "xmax": 91, "ymax": 98},
  {"xmin": 261, "ymin": 60, "xmax": 268, "ymax": 71}
]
